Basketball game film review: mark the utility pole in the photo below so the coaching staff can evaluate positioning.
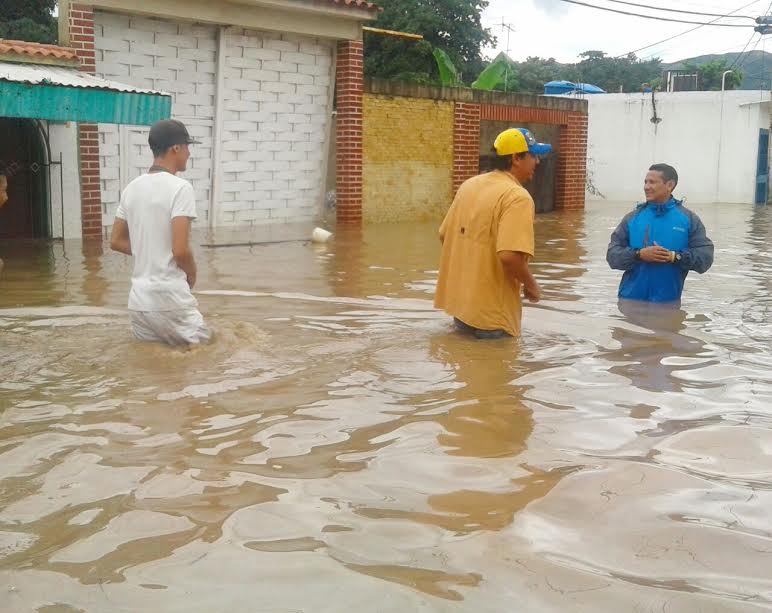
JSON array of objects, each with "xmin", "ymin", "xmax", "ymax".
[
  {"xmin": 756, "ymin": 15, "xmax": 771, "ymax": 90},
  {"xmin": 500, "ymin": 19, "xmax": 515, "ymax": 93}
]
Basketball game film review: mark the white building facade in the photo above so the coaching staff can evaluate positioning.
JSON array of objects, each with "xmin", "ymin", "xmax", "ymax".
[
  {"xmin": 56, "ymin": 0, "xmax": 377, "ymax": 239},
  {"xmin": 585, "ymin": 90, "xmax": 772, "ymax": 205}
]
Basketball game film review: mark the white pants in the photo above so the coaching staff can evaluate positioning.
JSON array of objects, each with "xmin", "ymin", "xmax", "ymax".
[{"xmin": 130, "ymin": 308, "xmax": 211, "ymax": 346}]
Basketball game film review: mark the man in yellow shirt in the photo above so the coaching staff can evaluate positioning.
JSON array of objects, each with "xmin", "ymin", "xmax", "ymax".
[{"xmin": 434, "ymin": 128, "xmax": 550, "ymax": 339}]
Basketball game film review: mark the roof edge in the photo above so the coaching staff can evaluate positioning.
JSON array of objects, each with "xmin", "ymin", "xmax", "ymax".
[{"xmin": 0, "ymin": 39, "xmax": 80, "ymax": 68}]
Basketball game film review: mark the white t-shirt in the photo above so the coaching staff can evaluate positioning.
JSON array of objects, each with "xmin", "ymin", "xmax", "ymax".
[{"xmin": 115, "ymin": 172, "xmax": 198, "ymax": 312}]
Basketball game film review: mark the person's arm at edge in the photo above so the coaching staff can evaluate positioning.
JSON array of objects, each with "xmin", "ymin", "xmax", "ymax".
[
  {"xmin": 496, "ymin": 190, "xmax": 540, "ymax": 302},
  {"xmin": 172, "ymin": 216, "xmax": 197, "ymax": 289},
  {"xmin": 606, "ymin": 211, "xmax": 637, "ymax": 270},
  {"xmin": 678, "ymin": 210, "xmax": 714, "ymax": 273},
  {"xmin": 110, "ymin": 218, "xmax": 132, "ymax": 255},
  {"xmin": 499, "ymin": 250, "xmax": 540, "ymax": 302}
]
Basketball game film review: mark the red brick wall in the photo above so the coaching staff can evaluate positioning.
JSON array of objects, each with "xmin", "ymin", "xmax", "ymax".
[
  {"xmin": 67, "ymin": 3, "xmax": 103, "ymax": 239},
  {"xmin": 335, "ymin": 40, "xmax": 364, "ymax": 226},
  {"xmin": 78, "ymin": 124, "xmax": 103, "ymax": 236},
  {"xmin": 450, "ymin": 103, "xmax": 588, "ymax": 211},
  {"xmin": 68, "ymin": 3, "xmax": 96, "ymax": 74},
  {"xmin": 554, "ymin": 112, "xmax": 588, "ymax": 211},
  {"xmin": 480, "ymin": 104, "xmax": 570, "ymax": 125},
  {"xmin": 452, "ymin": 103, "xmax": 481, "ymax": 194}
]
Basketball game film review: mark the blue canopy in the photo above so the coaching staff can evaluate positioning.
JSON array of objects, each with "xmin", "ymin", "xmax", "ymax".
[{"xmin": 544, "ymin": 80, "xmax": 606, "ymax": 95}]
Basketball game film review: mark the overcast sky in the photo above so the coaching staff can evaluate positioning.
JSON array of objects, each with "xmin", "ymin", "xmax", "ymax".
[{"xmin": 481, "ymin": 0, "xmax": 770, "ymax": 63}]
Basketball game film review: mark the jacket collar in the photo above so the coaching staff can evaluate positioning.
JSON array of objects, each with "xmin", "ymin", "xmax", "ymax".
[{"xmin": 636, "ymin": 196, "xmax": 682, "ymax": 216}]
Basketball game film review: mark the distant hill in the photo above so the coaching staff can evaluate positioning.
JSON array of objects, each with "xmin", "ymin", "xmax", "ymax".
[{"xmin": 663, "ymin": 50, "xmax": 772, "ymax": 90}]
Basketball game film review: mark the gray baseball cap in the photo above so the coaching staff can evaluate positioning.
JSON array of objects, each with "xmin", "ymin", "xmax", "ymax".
[{"xmin": 148, "ymin": 119, "xmax": 201, "ymax": 150}]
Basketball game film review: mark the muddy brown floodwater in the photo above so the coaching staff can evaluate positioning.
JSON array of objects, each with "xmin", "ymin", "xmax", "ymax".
[{"xmin": 1, "ymin": 201, "xmax": 771, "ymax": 612}]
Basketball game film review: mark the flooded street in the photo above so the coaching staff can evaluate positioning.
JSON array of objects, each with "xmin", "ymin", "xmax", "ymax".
[{"xmin": 1, "ymin": 200, "xmax": 772, "ymax": 612}]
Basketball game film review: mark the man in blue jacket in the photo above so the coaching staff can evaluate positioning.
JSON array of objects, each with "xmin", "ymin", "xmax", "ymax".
[{"xmin": 607, "ymin": 163, "xmax": 714, "ymax": 303}]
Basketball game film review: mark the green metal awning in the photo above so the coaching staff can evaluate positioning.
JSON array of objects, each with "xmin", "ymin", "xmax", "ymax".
[{"xmin": 0, "ymin": 63, "xmax": 171, "ymax": 125}]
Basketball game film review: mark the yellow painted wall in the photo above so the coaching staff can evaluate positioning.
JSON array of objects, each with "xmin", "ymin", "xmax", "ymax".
[{"xmin": 362, "ymin": 94, "xmax": 454, "ymax": 223}]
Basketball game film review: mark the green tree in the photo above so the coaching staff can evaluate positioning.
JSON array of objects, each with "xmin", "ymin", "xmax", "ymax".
[
  {"xmin": 364, "ymin": 0, "xmax": 494, "ymax": 84},
  {"xmin": 566, "ymin": 50, "xmax": 662, "ymax": 93},
  {"xmin": 513, "ymin": 56, "xmax": 572, "ymax": 94},
  {"xmin": 0, "ymin": 0, "xmax": 57, "ymax": 44},
  {"xmin": 469, "ymin": 51, "xmax": 660, "ymax": 95},
  {"xmin": 684, "ymin": 59, "xmax": 743, "ymax": 90}
]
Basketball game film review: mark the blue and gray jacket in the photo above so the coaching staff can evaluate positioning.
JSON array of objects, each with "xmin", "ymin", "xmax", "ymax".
[{"xmin": 606, "ymin": 198, "xmax": 714, "ymax": 303}]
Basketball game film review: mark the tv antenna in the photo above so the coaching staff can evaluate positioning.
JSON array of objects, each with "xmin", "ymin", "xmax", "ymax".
[{"xmin": 500, "ymin": 19, "xmax": 515, "ymax": 92}]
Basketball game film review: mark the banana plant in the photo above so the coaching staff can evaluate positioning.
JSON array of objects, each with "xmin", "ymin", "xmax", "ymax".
[
  {"xmin": 433, "ymin": 48, "xmax": 518, "ymax": 91},
  {"xmin": 432, "ymin": 48, "xmax": 464, "ymax": 87},
  {"xmin": 472, "ymin": 52, "xmax": 518, "ymax": 91}
]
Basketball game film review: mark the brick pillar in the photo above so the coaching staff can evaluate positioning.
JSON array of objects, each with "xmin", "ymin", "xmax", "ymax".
[
  {"xmin": 67, "ymin": 3, "xmax": 103, "ymax": 239},
  {"xmin": 452, "ymin": 102, "xmax": 481, "ymax": 193},
  {"xmin": 555, "ymin": 112, "xmax": 588, "ymax": 211},
  {"xmin": 335, "ymin": 40, "xmax": 364, "ymax": 226}
]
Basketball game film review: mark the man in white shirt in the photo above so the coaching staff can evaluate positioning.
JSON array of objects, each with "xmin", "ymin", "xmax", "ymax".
[{"xmin": 110, "ymin": 119, "xmax": 211, "ymax": 346}]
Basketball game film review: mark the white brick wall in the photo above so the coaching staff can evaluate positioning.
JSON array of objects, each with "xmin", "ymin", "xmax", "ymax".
[
  {"xmin": 220, "ymin": 28, "xmax": 333, "ymax": 225},
  {"xmin": 93, "ymin": 13, "xmax": 334, "ymax": 229},
  {"xmin": 94, "ymin": 12, "xmax": 216, "ymax": 228}
]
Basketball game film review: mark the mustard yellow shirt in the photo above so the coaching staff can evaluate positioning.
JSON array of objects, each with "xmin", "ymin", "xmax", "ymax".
[{"xmin": 434, "ymin": 171, "xmax": 535, "ymax": 337}]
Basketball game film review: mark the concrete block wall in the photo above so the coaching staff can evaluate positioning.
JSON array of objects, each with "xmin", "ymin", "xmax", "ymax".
[
  {"xmin": 219, "ymin": 29, "xmax": 334, "ymax": 225},
  {"xmin": 363, "ymin": 95, "xmax": 453, "ymax": 223},
  {"xmin": 94, "ymin": 12, "xmax": 217, "ymax": 229}
]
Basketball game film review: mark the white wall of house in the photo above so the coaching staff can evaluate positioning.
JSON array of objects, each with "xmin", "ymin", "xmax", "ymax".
[
  {"xmin": 585, "ymin": 91, "xmax": 771, "ymax": 204},
  {"xmin": 48, "ymin": 121, "xmax": 82, "ymax": 240},
  {"xmin": 95, "ymin": 13, "xmax": 217, "ymax": 229},
  {"xmin": 90, "ymin": 10, "xmax": 334, "ymax": 235},
  {"xmin": 219, "ymin": 29, "xmax": 333, "ymax": 225}
]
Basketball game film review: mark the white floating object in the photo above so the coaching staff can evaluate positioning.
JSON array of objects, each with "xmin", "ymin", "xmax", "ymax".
[{"xmin": 311, "ymin": 227, "xmax": 333, "ymax": 243}]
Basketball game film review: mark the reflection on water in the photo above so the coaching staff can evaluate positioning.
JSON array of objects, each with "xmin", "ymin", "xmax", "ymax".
[{"xmin": 1, "ymin": 202, "xmax": 771, "ymax": 612}]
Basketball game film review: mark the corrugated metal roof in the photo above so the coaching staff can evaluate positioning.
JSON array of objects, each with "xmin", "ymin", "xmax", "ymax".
[
  {"xmin": 0, "ymin": 39, "xmax": 79, "ymax": 63},
  {"xmin": 0, "ymin": 61, "xmax": 171, "ymax": 125},
  {"xmin": 0, "ymin": 62, "xmax": 167, "ymax": 96}
]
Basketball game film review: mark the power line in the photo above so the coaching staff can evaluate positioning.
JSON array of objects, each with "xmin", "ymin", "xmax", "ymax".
[
  {"xmin": 763, "ymin": 31, "xmax": 767, "ymax": 91},
  {"xmin": 556, "ymin": 0, "xmax": 754, "ymax": 27},
  {"xmin": 614, "ymin": 0, "xmax": 763, "ymax": 58},
  {"xmin": 728, "ymin": 0, "xmax": 772, "ymax": 70},
  {"xmin": 739, "ymin": 34, "xmax": 763, "ymax": 71},
  {"xmin": 729, "ymin": 33, "xmax": 761, "ymax": 70},
  {"xmin": 598, "ymin": 0, "xmax": 755, "ymax": 20},
  {"xmin": 641, "ymin": 38, "xmax": 762, "ymax": 61},
  {"xmin": 704, "ymin": 38, "xmax": 771, "ymax": 56}
]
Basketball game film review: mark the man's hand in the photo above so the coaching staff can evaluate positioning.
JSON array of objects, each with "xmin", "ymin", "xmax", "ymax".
[
  {"xmin": 110, "ymin": 218, "xmax": 132, "ymax": 255},
  {"xmin": 499, "ymin": 250, "xmax": 540, "ymax": 302},
  {"xmin": 172, "ymin": 216, "xmax": 197, "ymax": 289},
  {"xmin": 524, "ymin": 280, "xmax": 541, "ymax": 303},
  {"xmin": 639, "ymin": 242, "xmax": 672, "ymax": 263}
]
